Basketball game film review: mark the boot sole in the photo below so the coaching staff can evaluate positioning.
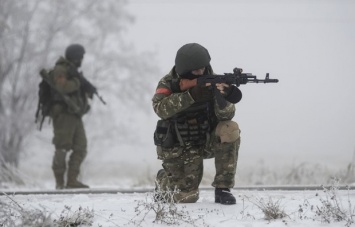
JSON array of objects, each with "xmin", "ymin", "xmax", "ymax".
[
  {"xmin": 215, "ymin": 197, "xmax": 236, "ymax": 205},
  {"xmin": 66, "ymin": 186, "xmax": 90, "ymax": 189}
]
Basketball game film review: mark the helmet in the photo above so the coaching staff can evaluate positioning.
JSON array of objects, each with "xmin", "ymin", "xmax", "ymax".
[
  {"xmin": 65, "ymin": 44, "xmax": 85, "ymax": 61},
  {"xmin": 175, "ymin": 43, "xmax": 211, "ymax": 75}
]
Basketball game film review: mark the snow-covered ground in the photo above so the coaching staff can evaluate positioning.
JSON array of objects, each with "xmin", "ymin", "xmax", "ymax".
[{"xmin": 2, "ymin": 188, "xmax": 355, "ymax": 226}]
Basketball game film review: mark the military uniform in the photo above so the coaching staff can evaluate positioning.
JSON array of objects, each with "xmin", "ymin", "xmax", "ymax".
[
  {"xmin": 49, "ymin": 44, "xmax": 90, "ymax": 189},
  {"xmin": 153, "ymin": 43, "xmax": 242, "ymax": 204}
]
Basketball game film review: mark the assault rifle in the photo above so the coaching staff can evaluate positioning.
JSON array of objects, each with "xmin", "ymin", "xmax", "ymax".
[
  {"xmin": 198, "ymin": 67, "xmax": 279, "ymax": 109},
  {"xmin": 78, "ymin": 73, "xmax": 106, "ymax": 105},
  {"xmin": 197, "ymin": 67, "xmax": 279, "ymax": 86}
]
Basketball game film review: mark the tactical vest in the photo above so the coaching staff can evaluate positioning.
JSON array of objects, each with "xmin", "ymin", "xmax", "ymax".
[
  {"xmin": 49, "ymin": 62, "xmax": 89, "ymax": 116},
  {"xmin": 154, "ymin": 101, "xmax": 217, "ymax": 148},
  {"xmin": 172, "ymin": 102, "xmax": 215, "ymax": 146},
  {"xmin": 154, "ymin": 69, "xmax": 217, "ymax": 148}
]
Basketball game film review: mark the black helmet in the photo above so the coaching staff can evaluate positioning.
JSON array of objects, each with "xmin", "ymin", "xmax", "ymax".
[
  {"xmin": 65, "ymin": 44, "xmax": 85, "ymax": 61},
  {"xmin": 175, "ymin": 43, "xmax": 211, "ymax": 75}
]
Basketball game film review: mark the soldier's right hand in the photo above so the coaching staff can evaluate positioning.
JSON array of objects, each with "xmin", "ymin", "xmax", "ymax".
[{"xmin": 179, "ymin": 78, "xmax": 197, "ymax": 91}]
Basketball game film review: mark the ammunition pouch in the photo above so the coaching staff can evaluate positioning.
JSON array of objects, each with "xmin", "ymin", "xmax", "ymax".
[
  {"xmin": 154, "ymin": 116, "xmax": 210, "ymax": 148},
  {"xmin": 154, "ymin": 102, "xmax": 213, "ymax": 148},
  {"xmin": 154, "ymin": 120, "xmax": 175, "ymax": 148},
  {"xmin": 174, "ymin": 115, "xmax": 210, "ymax": 146}
]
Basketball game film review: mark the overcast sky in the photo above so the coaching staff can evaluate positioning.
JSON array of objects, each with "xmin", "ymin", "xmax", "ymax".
[{"xmin": 125, "ymin": 0, "xmax": 355, "ymax": 168}]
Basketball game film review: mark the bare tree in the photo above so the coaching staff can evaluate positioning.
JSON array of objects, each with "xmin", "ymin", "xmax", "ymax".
[
  {"xmin": 0, "ymin": 0, "xmax": 158, "ymax": 170},
  {"xmin": 0, "ymin": 1, "xmax": 40, "ymax": 166}
]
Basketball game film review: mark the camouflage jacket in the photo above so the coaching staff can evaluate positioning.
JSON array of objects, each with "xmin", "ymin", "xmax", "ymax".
[
  {"xmin": 152, "ymin": 66, "xmax": 236, "ymax": 123},
  {"xmin": 49, "ymin": 57, "xmax": 89, "ymax": 117}
]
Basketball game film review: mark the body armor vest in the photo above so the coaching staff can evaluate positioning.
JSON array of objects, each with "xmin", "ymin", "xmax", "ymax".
[{"xmin": 172, "ymin": 102, "xmax": 215, "ymax": 146}]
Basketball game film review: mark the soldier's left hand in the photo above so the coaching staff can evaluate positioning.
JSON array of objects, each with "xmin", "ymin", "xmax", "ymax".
[{"xmin": 216, "ymin": 83, "xmax": 229, "ymax": 94}]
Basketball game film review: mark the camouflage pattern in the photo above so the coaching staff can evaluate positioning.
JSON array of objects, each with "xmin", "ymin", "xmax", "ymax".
[
  {"xmin": 153, "ymin": 66, "xmax": 241, "ymax": 203},
  {"xmin": 152, "ymin": 67, "xmax": 235, "ymax": 120},
  {"xmin": 49, "ymin": 56, "xmax": 89, "ymax": 188}
]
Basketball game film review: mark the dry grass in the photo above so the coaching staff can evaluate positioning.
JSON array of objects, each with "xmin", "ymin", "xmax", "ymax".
[
  {"xmin": 0, "ymin": 193, "xmax": 95, "ymax": 227},
  {"xmin": 314, "ymin": 181, "xmax": 355, "ymax": 226},
  {"xmin": 128, "ymin": 185, "xmax": 208, "ymax": 227}
]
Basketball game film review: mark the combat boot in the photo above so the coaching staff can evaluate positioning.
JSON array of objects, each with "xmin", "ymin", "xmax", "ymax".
[
  {"xmin": 215, "ymin": 188, "xmax": 236, "ymax": 205},
  {"xmin": 66, "ymin": 169, "xmax": 89, "ymax": 189},
  {"xmin": 54, "ymin": 172, "xmax": 65, "ymax": 190},
  {"xmin": 66, "ymin": 180, "xmax": 89, "ymax": 189}
]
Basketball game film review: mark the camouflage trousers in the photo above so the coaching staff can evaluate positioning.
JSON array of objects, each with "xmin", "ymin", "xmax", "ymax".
[
  {"xmin": 155, "ymin": 120, "xmax": 240, "ymax": 203},
  {"xmin": 51, "ymin": 110, "xmax": 87, "ymax": 185}
]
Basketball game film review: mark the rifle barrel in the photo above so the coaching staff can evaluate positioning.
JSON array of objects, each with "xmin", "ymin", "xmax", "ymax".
[{"xmin": 264, "ymin": 79, "xmax": 279, "ymax": 83}]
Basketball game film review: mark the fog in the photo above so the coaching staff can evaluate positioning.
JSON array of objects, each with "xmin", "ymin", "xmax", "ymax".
[
  {"xmin": 125, "ymin": 0, "xmax": 355, "ymax": 169},
  {"xmin": 10, "ymin": 0, "xmax": 354, "ymax": 188}
]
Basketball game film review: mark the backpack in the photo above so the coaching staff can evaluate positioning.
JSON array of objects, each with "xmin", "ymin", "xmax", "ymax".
[{"xmin": 35, "ymin": 70, "xmax": 53, "ymax": 130}]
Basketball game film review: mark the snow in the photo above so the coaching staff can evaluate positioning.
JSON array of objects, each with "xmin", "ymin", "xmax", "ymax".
[
  {"xmin": 2, "ymin": 1, "xmax": 355, "ymax": 226},
  {"xmin": 2, "ymin": 188, "xmax": 355, "ymax": 226}
]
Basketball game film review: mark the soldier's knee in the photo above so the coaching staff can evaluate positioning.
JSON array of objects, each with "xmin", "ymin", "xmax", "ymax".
[
  {"xmin": 53, "ymin": 149, "xmax": 68, "ymax": 160},
  {"xmin": 174, "ymin": 189, "xmax": 199, "ymax": 203},
  {"xmin": 72, "ymin": 142, "xmax": 87, "ymax": 152},
  {"xmin": 215, "ymin": 120, "xmax": 240, "ymax": 143},
  {"xmin": 53, "ymin": 140, "xmax": 72, "ymax": 151},
  {"xmin": 75, "ymin": 149, "xmax": 87, "ymax": 156},
  {"xmin": 53, "ymin": 131, "xmax": 73, "ymax": 151}
]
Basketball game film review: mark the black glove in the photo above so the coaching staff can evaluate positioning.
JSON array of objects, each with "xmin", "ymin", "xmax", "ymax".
[
  {"xmin": 189, "ymin": 85, "xmax": 213, "ymax": 103},
  {"xmin": 223, "ymin": 86, "xmax": 242, "ymax": 104}
]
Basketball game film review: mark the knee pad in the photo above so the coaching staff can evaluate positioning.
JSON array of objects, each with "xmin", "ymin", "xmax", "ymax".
[{"xmin": 215, "ymin": 120, "xmax": 240, "ymax": 143}]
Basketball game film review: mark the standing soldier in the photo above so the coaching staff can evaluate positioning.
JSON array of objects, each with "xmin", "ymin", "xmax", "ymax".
[
  {"xmin": 153, "ymin": 43, "xmax": 242, "ymax": 204},
  {"xmin": 48, "ymin": 44, "xmax": 91, "ymax": 189}
]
